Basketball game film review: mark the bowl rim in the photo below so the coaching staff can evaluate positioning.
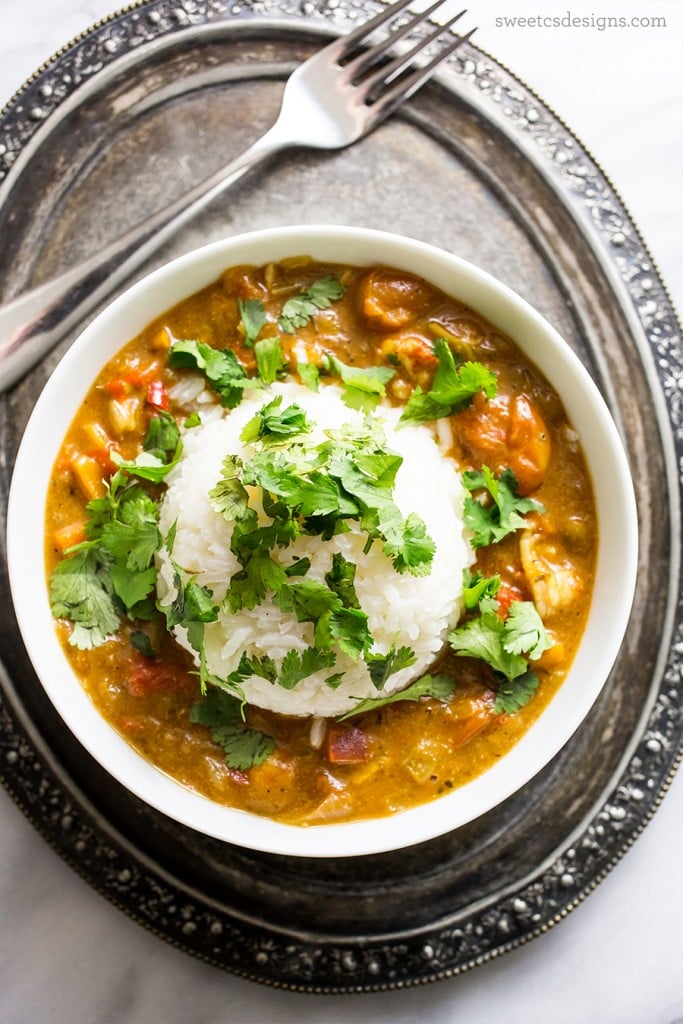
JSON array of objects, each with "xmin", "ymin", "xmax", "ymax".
[{"xmin": 6, "ymin": 224, "xmax": 639, "ymax": 858}]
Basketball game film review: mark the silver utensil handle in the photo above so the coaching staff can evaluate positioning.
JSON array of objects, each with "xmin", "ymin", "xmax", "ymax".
[{"xmin": 0, "ymin": 129, "xmax": 283, "ymax": 393}]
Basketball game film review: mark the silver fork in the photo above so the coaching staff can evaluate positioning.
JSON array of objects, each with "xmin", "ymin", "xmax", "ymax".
[{"xmin": 0, "ymin": 0, "xmax": 475, "ymax": 391}]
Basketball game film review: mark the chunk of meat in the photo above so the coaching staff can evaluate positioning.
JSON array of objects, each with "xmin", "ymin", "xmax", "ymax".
[
  {"xmin": 519, "ymin": 529, "xmax": 583, "ymax": 619},
  {"xmin": 359, "ymin": 269, "xmax": 434, "ymax": 330},
  {"xmin": 379, "ymin": 333, "xmax": 439, "ymax": 377},
  {"xmin": 456, "ymin": 391, "xmax": 551, "ymax": 494}
]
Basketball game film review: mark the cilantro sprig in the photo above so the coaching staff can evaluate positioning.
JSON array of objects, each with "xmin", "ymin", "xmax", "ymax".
[
  {"xmin": 463, "ymin": 466, "xmax": 544, "ymax": 548},
  {"xmin": 322, "ymin": 352, "xmax": 395, "ymax": 412},
  {"xmin": 168, "ymin": 339, "xmax": 261, "ymax": 408},
  {"xmin": 277, "ymin": 275, "xmax": 345, "ymax": 333},
  {"xmin": 448, "ymin": 571, "xmax": 553, "ymax": 714},
  {"xmin": 189, "ymin": 688, "xmax": 275, "ymax": 770},
  {"xmin": 400, "ymin": 338, "xmax": 497, "ymax": 425},
  {"xmin": 338, "ymin": 673, "xmax": 455, "ymax": 721},
  {"xmin": 49, "ymin": 413, "xmax": 183, "ymax": 649}
]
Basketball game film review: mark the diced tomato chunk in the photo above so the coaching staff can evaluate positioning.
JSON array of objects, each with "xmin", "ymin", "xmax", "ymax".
[
  {"xmin": 146, "ymin": 379, "xmax": 170, "ymax": 410},
  {"xmin": 495, "ymin": 583, "xmax": 525, "ymax": 618},
  {"xmin": 326, "ymin": 725, "xmax": 370, "ymax": 764},
  {"xmin": 125, "ymin": 653, "xmax": 192, "ymax": 697}
]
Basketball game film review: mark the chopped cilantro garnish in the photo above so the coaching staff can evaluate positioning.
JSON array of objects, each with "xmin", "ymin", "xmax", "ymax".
[
  {"xmin": 448, "ymin": 575, "xmax": 552, "ymax": 714},
  {"xmin": 238, "ymin": 298, "xmax": 267, "ymax": 348},
  {"xmin": 168, "ymin": 339, "xmax": 260, "ymax": 408},
  {"xmin": 49, "ymin": 547, "xmax": 119, "ymax": 650},
  {"xmin": 254, "ymin": 336, "xmax": 286, "ymax": 384},
  {"xmin": 338, "ymin": 673, "xmax": 455, "ymax": 721},
  {"xmin": 130, "ymin": 629, "xmax": 155, "ymax": 657},
  {"xmin": 278, "ymin": 646, "xmax": 337, "ymax": 690},
  {"xmin": 50, "ymin": 471, "xmax": 165, "ymax": 648},
  {"xmin": 208, "ymin": 454, "xmax": 250, "ymax": 521},
  {"xmin": 297, "ymin": 362, "xmax": 320, "ymax": 391},
  {"xmin": 364, "ymin": 644, "xmax": 416, "ymax": 691},
  {"xmin": 277, "ymin": 275, "xmax": 345, "ymax": 333},
  {"xmin": 462, "ymin": 568, "xmax": 501, "ymax": 611},
  {"xmin": 399, "ymin": 339, "xmax": 497, "ymax": 425},
  {"xmin": 463, "ymin": 466, "xmax": 544, "ymax": 548},
  {"xmin": 190, "ymin": 688, "xmax": 275, "ymax": 770},
  {"xmin": 322, "ymin": 352, "xmax": 395, "ymax": 412},
  {"xmin": 240, "ymin": 396, "xmax": 311, "ymax": 445}
]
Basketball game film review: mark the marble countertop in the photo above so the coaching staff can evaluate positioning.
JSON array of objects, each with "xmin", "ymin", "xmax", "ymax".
[{"xmin": 1, "ymin": 1, "xmax": 681, "ymax": 1022}]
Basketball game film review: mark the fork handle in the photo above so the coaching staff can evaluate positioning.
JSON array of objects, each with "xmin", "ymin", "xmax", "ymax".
[{"xmin": 0, "ymin": 127, "xmax": 285, "ymax": 393}]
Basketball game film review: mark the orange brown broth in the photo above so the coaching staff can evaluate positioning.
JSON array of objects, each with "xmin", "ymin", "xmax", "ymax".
[{"xmin": 45, "ymin": 258, "xmax": 597, "ymax": 825}]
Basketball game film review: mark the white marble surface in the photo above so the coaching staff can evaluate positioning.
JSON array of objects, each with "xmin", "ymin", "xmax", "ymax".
[{"xmin": 1, "ymin": 1, "xmax": 682, "ymax": 1022}]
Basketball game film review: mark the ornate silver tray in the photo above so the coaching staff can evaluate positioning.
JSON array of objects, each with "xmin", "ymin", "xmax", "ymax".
[{"xmin": 0, "ymin": 0, "xmax": 681, "ymax": 993}]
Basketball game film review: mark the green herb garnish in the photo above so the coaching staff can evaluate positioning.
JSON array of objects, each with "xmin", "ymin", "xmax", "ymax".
[
  {"xmin": 277, "ymin": 275, "xmax": 345, "ymax": 333},
  {"xmin": 463, "ymin": 466, "xmax": 544, "ymax": 548},
  {"xmin": 400, "ymin": 339, "xmax": 497, "ymax": 425},
  {"xmin": 190, "ymin": 688, "xmax": 275, "ymax": 770},
  {"xmin": 49, "ymin": 469, "xmax": 167, "ymax": 648},
  {"xmin": 238, "ymin": 298, "xmax": 267, "ymax": 348},
  {"xmin": 168, "ymin": 339, "xmax": 260, "ymax": 408},
  {"xmin": 254, "ymin": 336, "xmax": 286, "ymax": 384},
  {"xmin": 448, "ymin": 575, "xmax": 552, "ymax": 714},
  {"xmin": 338, "ymin": 673, "xmax": 455, "ymax": 721},
  {"xmin": 322, "ymin": 352, "xmax": 395, "ymax": 412}
]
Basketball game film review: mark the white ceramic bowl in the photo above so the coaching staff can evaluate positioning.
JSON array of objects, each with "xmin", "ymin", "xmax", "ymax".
[{"xmin": 7, "ymin": 226, "xmax": 638, "ymax": 858}]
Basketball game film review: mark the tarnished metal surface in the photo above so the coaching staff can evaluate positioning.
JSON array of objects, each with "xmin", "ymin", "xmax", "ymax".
[{"xmin": 0, "ymin": 0, "xmax": 681, "ymax": 992}]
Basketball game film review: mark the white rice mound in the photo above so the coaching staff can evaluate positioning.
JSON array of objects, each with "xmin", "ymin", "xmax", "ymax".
[{"xmin": 156, "ymin": 381, "xmax": 474, "ymax": 717}]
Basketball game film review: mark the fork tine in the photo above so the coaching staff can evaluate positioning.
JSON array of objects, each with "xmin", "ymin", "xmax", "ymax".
[
  {"xmin": 368, "ymin": 26, "xmax": 476, "ymax": 114},
  {"xmin": 333, "ymin": 0, "xmax": 416, "ymax": 59},
  {"xmin": 344, "ymin": 0, "xmax": 450, "ymax": 79},
  {"xmin": 353, "ymin": 7, "xmax": 467, "ymax": 91}
]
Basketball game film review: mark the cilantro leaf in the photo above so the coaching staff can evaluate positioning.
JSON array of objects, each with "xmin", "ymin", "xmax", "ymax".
[
  {"xmin": 463, "ymin": 466, "xmax": 544, "ymax": 547},
  {"xmin": 315, "ymin": 606, "xmax": 371, "ymax": 661},
  {"xmin": 130, "ymin": 630, "xmax": 155, "ymax": 657},
  {"xmin": 323, "ymin": 352, "xmax": 395, "ymax": 412},
  {"xmin": 277, "ymin": 275, "xmax": 345, "ymax": 333},
  {"xmin": 166, "ymin": 567, "xmax": 219, "ymax": 628},
  {"xmin": 504, "ymin": 601, "xmax": 553, "ymax": 660},
  {"xmin": 240, "ymin": 396, "xmax": 311, "ymax": 445},
  {"xmin": 448, "ymin": 608, "xmax": 529, "ymax": 682},
  {"xmin": 110, "ymin": 448, "xmax": 180, "ymax": 484},
  {"xmin": 325, "ymin": 551, "xmax": 361, "ymax": 610},
  {"xmin": 448, "ymin": 587, "xmax": 553, "ymax": 714},
  {"xmin": 225, "ymin": 550, "xmax": 287, "ymax": 612},
  {"xmin": 386, "ymin": 512, "xmax": 436, "ymax": 576},
  {"xmin": 109, "ymin": 563, "xmax": 157, "ymax": 611},
  {"xmin": 399, "ymin": 340, "xmax": 497, "ymax": 425},
  {"xmin": 168, "ymin": 339, "xmax": 260, "ymax": 408},
  {"xmin": 462, "ymin": 569, "xmax": 501, "ymax": 611},
  {"xmin": 190, "ymin": 688, "xmax": 275, "ymax": 770},
  {"xmin": 208, "ymin": 454, "xmax": 250, "ymax": 522},
  {"xmin": 99, "ymin": 493, "xmax": 160, "ymax": 570},
  {"xmin": 238, "ymin": 298, "xmax": 267, "ymax": 348},
  {"xmin": 224, "ymin": 650, "xmax": 278, "ymax": 688},
  {"xmin": 494, "ymin": 671, "xmax": 540, "ymax": 714},
  {"xmin": 297, "ymin": 362, "xmax": 320, "ymax": 391},
  {"xmin": 254, "ymin": 336, "xmax": 286, "ymax": 384},
  {"xmin": 338, "ymin": 673, "xmax": 455, "ymax": 721},
  {"xmin": 278, "ymin": 647, "xmax": 336, "ymax": 690},
  {"xmin": 364, "ymin": 644, "xmax": 416, "ymax": 691},
  {"xmin": 143, "ymin": 411, "xmax": 181, "ymax": 462},
  {"xmin": 49, "ymin": 548, "xmax": 119, "ymax": 649}
]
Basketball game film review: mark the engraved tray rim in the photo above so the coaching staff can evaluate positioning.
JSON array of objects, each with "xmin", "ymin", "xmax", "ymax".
[{"xmin": 0, "ymin": 0, "xmax": 681, "ymax": 994}]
